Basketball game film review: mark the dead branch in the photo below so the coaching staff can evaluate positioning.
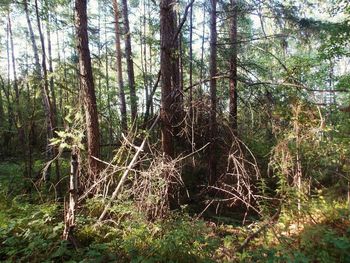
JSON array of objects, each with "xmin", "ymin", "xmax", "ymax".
[
  {"xmin": 98, "ymin": 114, "xmax": 160, "ymax": 222},
  {"xmin": 238, "ymin": 206, "xmax": 281, "ymax": 252}
]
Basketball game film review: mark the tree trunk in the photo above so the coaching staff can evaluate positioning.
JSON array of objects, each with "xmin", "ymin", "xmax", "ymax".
[
  {"xmin": 75, "ymin": 0, "xmax": 101, "ymax": 177},
  {"xmin": 46, "ymin": 11, "xmax": 58, "ymax": 126},
  {"xmin": 55, "ymin": 17, "xmax": 63, "ymax": 114},
  {"xmin": 160, "ymin": 0, "xmax": 176, "ymax": 158},
  {"xmin": 148, "ymin": 0, "xmax": 154, "ymax": 117},
  {"xmin": 8, "ymin": 13, "xmax": 24, "ymax": 145},
  {"xmin": 121, "ymin": 0, "xmax": 138, "ymax": 123},
  {"xmin": 105, "ymin": 15, "xmax": 113, "ymax": 148},
  {"xmin": 34, "ymin": 0, "xmax": 55, "ymax": 182},
  {"xmin": 113, "ymin": 0, "xmax": 128, "ymax": 132},
  {"xmin": 209, "ymin": 0, "xmax": 217, "ymax": 183},
  {"xmin": 23, "ymin": 0, "xmax": 40, "ymax": 75},
  {"xmin": 189, "ymin": 2, "xmax": 193, "ymax": 105},
  {"xmin": 46, "ymin": 6, "xmax": 61, "ymax": 192},
  {"xmin": 140, "ymin": 0, "xmax": 148, "ymax": 118},
  {"xmin": 189, "ymin": 2, "xmax": 195, "ymax": 161},
  {"xmin": 229, "ymin": 0, "xmax": 238, "ymax": 135},
  {"xmin": 0, "ymin": 85, "xmax": 4, "ymax": 126},
  {"xmin": 293, "ymin": 104, "xmax": 302, "ymax": 214},
  {"xmin": 4, "ymin": 23, "xmax": 14, "ymax": 151},
  {"xmin": 172, "ymin": 13, "xmax": 181, "ymax": 114},
  {"xmin": 8, "ymin": 14, "xmax": 19, "ymax": 106},
  {"xmin": 63, "ymin": 147, "xmax": 79, "ymax": 247},
  {"xmin": 199, "ymin": 2, "xmax": 206, "ymax": 97},
  {"xmin": 25, "ymin": 0, "xmax": 58, "ymax": 183}
]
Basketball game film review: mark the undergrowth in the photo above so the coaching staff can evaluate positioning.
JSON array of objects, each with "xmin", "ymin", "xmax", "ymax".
[{"xmin": 1, "ymin": 162, "xmax": 350, "ymax": 262}]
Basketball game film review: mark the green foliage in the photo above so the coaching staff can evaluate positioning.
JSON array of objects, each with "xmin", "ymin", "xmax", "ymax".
[
  {"xmin": 0, "ymin": 189, "xmax": 219, "ymax": 263},
  {"xmin": 1, "ymin": 0, "xmax": 350, "ymax": 262},
  {"xmin": 336, "ymin": 74, "xmax": 350, "ymax": 90},
  {"xmin": 233, "ymin": 197, "xmax": 350, "ymax": 263},
  {"xmin": 78, "ymin": 200, "xmax": 219, "ymax": 262},
  {"xmin": 0, "ymin": 198, "xmax": 63, "ymax": 262},
  {"xmin": 120, "ymin": 214, "xmax": 219, "ymax": 262},
  {"xmin": 50, "ymin": 106, "xmax": 85, "ymax": 151}
]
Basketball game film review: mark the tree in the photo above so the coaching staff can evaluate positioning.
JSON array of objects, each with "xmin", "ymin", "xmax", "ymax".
[
  {"xmin": 23, "ymin": 0, "xmax": 40, "ymax": 75},
  {"xmin": 75, "ymin": 0, "xmax": 100, "ymax": 177},
  {"xmin": 34, "ymin": 0, "xmax": 56, "ymax": 181},
  {"xmin": 209, "ymin": 0, "xmax": 217, "ymax": 183},
  {"xmin": 229, "ymin": 0, "xmax": 238, "ymax": 135},
  {"xmin": 121, "ymin": 0, "xmax": 137, "ymax": 123},
  {"xmin": 8, "ymin": 10, "xmax": 25, "ymax": 147},
  {"xmin": 113, "ymin": 0, "xmax": 127, "ymax": 132},
  {"xmin": 160, "ymin": 0, "xmax": 176, "ymax": 158}
]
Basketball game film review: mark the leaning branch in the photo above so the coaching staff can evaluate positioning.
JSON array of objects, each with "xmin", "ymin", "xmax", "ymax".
[
  {"xmin": 238, "ymin": 206, "xmax": 281, "ymax": 252},
  {"xmin": 98, "ymin": 114, "xmax": 160, "ymax": 222},
  {"xmin": 173, "ymin": 0, "xmax": 195, "ymax": 42}
]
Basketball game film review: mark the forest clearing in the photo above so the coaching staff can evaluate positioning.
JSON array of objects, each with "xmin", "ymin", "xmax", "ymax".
[{"xmin": 0, "ymin": 0, "xmax": 350, "ymax": 262}]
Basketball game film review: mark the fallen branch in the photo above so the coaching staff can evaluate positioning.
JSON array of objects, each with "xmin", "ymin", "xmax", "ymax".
[
  {"xmin": 238, "ymin": 206, "xmax": 281, "ymax": 252},
  {"xmin": 98, "ymin": 114, "xmax": 160, "ymax": 222}
]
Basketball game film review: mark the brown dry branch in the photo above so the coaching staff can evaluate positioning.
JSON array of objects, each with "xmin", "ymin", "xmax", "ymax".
[
  {"xmin": 200, "ymin": 124, "xmax": 262, "ymax": 221},
  {"xmin": 131, "ymin": 155, "xmax": 185, "ymax": 220},
  {"xmin": 177, "ymin": 96, "xmax": 262, "ymax": 219},
  {"xmin": 80, "ymin": 124, "xmax": 146, "ymax": 199},
  {"xmin": 98, "ymin": 114, "xmax": 160, "ymax": 222}
]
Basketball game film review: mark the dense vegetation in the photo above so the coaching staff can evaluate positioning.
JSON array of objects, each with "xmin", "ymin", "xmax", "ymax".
[{"xmin": 0, "ymin": 0, "xmax": 350, "ymax": 262}]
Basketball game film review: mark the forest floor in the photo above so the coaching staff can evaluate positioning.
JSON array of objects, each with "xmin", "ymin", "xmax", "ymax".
[{"xmin": 1, "ymin": 161, "xmax": 350, "ymax": 262}]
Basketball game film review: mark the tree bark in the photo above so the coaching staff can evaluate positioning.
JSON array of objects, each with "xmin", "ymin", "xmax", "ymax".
[
  {"xmin": 229, "ymin": 0, "xmax": 238, "ymax": 135},
  {"xmin": 209, "ymin": 0, "xmax": 217, "ymax": 183},
  {"xmin": 160, "ymin": 0, "xmax": 176, "ymax": 158},
  {"xmin": 121, "ymin": 0, "xmax": 138, "ymax": 123},
  {"xmin": 75, "ymin": 0, "xmax": 101, "ymax": 177},
  {"xmin": 113, "ymin": 0, "xmax": 128, "ymax": 132}
]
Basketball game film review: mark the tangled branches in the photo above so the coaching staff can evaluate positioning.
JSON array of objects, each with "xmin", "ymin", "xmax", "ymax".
[
  {"xmin": 211, "ymin": 135, "xmax": 261, "ymax": 217},
  {"xmin": 132, "ymin": 156, "xmax": 185, "ymax": 220}
]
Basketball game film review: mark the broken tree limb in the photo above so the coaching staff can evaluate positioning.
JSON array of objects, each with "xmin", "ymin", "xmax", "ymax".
[
  {"xmin": 98, "ymin": 114, "xmax": 160, "ymax": 222},
  {"xmin": 238, "ymin": 206, "xmax": 281, "ymax": 252},
  {"xmin": 62, "ymin": 146, "xmax": 79, "ymax": 248}
]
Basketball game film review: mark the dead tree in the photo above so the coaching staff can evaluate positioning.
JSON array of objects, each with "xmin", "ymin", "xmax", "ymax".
[{"xmin": 63, "ymin": 147, "xmax": 79, "ymax": 247}]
